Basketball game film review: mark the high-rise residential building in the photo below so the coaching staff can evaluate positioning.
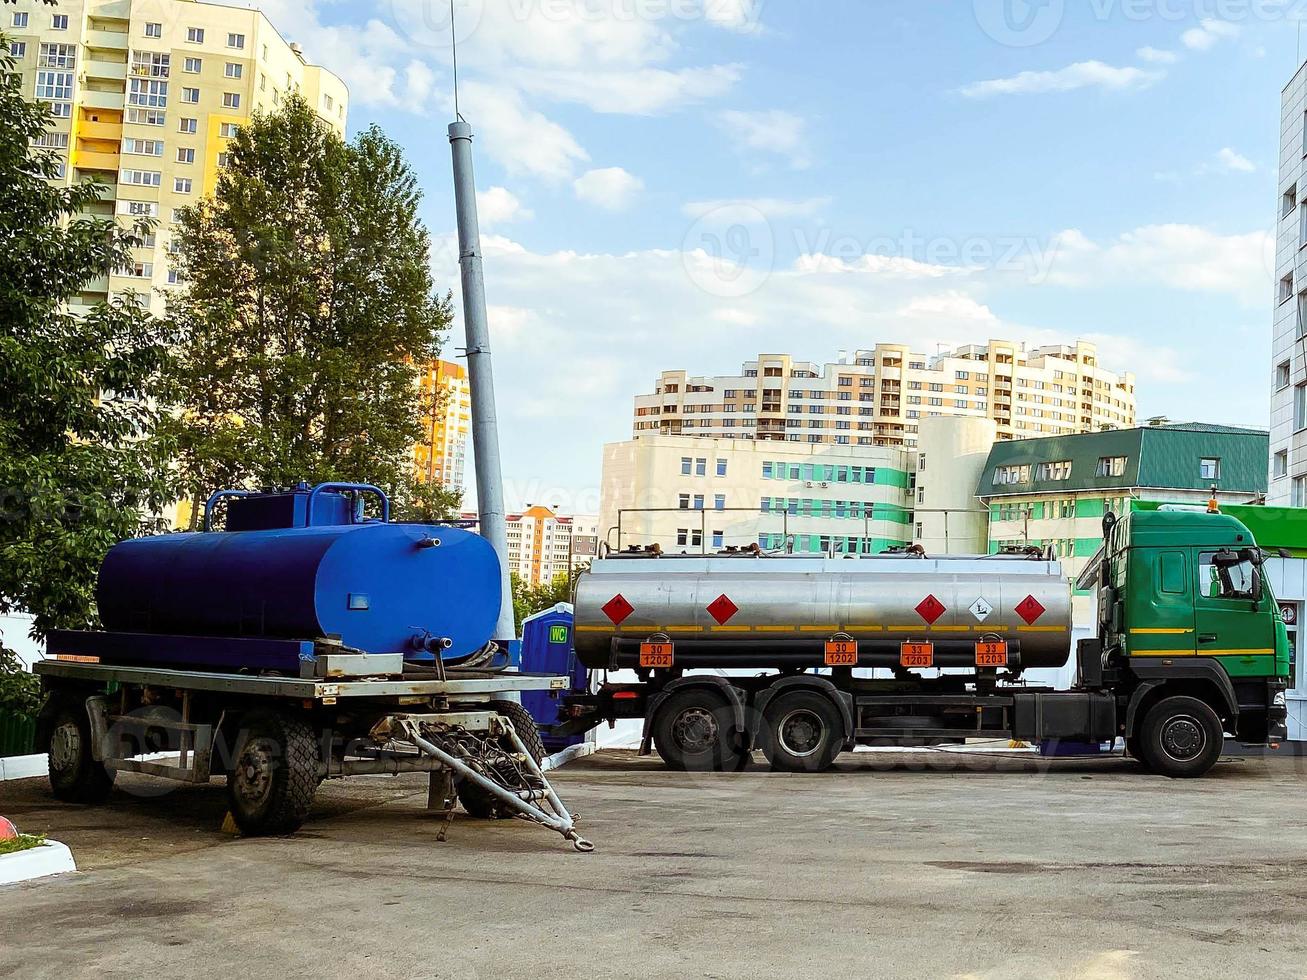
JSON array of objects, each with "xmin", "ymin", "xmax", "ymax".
[
  {"xmin": 6, "ymin": 0, "xmax": 348, "ymax": 316},
  {"xmin": 632, "ymin": 340, "xmax": 1135, "ymax": 450},
  {"xmin": 600, "ymin": 435, "xmax": 915, "ymax": 558},
  {"xmin": 1271, "ymin": 61, "xmax": 1307, "ymax": 505},
  {"xmin": 494, "ymin": 506, "xmax": 599, "ymax": 587},
  {"xmin": 416, "ymin": 359, "xmax": 471, "ymax": 491}
]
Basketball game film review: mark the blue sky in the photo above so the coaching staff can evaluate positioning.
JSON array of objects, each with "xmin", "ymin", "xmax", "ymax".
[{"xmin": 259, "ymin": 0, "xmax": 1296, "ymax": 511}]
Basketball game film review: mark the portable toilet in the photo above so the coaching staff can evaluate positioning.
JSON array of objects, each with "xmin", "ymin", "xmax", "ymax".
[{"xmin": 520, "ymin": 603, "xmax": 587, "ymax": 752}]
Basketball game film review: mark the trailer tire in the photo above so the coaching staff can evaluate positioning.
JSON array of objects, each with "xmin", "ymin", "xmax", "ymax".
[
  {"xmin": 46, "ymin": 698, "xmax": 115, "ymax": 805},
  {"xmin": 457, "ymin": 701, "xmax": 546, "ymax": 819},
  {"xmin": 226, "ymin": 711, "xmax": 319, "ymax": 835},
  {"xmin": 1137, "ymin": 696, "xmax": 1224, "ymax": 779},
  {"xmin": 652, "ymin": 689, "xmax": 745, "ymax": 772},
  {"xmin": 759, "ymin": 690, "xmax": 843, "ymax": 773}
]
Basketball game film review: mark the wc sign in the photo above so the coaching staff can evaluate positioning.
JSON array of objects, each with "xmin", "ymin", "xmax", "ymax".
[{"xmin": 549, "ymin": 625, "xmax": 570, "ymax": 644}]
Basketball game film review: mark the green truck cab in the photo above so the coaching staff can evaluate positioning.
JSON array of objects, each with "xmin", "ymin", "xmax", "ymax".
[{"xmin": 1091, "ymin": 509, "xmax": 1290, "ymax": 774}]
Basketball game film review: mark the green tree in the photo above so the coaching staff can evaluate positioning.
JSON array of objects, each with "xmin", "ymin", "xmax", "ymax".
[
  {"xmin": 511, "ymin": 567, "xmax": 587, "ymax": 630},
  {"xmin": 167, "ymin": 94, "xmax": 455, "ymax": 524},
  {"xmin": 0, "ymin": 35, "xmax": 177, "ymax": 653}
]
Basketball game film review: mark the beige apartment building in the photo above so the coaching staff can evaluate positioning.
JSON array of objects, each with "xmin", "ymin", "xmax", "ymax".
[
  {"xmin": 7, "ymin": 0, "xmax": 347, "ymax": 315},
  {"xmin": 416, "ymin": 359, "xmax": 472, "ymax": 491},
  {"xmin": 472, "ymin": 507, "xmax": 599, "ymax": 587},
  {"xmin": 632, "ymin": 340, "xmax": 1136, "ymax": 450}
]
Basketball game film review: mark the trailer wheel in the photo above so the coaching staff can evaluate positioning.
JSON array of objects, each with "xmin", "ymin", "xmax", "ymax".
[
  {"xmin": 226, "ymin": 711, "xmax": 319, "ymax": 835},
  {"xmin": 46, "ymin": 698, "xmax": 115, "ymax": 805},
  {"xmin": 760, "ymin": 690, "xmax": 843, "ymax": 773},
  {"xmin": 652, "ymin": 689, "xmax": 746, "ymax": 772},
  {"xmin": 1138, "ymin": 696, "xmax": 1224, "ymax": 779},
  {"xmin": 457, "ymin": 700, "xmax": 547, "ymax": 819}
]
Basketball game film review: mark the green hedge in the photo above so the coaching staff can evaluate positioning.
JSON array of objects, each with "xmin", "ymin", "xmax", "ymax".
[{"xmin": 0, "ymin": 710, "xmax": 36, "ymax": 758}]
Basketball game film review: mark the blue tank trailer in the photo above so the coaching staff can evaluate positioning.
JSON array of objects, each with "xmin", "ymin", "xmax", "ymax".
[{"xmin": 33, "ymin": 484, "xmax": 593, "ymax": 850}]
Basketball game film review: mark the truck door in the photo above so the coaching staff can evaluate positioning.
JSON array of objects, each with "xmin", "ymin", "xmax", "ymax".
[
  {"xmin": 1128, "ymin": 550, "xmax": 1196, "ymax": 658},
  {"xmin": 1194, "ymin": 550, "xmax": 1276, "ymax": 672}
]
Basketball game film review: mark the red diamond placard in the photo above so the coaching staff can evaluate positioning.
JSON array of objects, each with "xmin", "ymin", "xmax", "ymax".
[
  {"xmin": 915, "ymin": 594, "xmax": 946, "ymax": 626},
  {"xmin": 1015, "ymin": 595, "xmax": 1046, "ymax": 626},
  {"xmin": 602, "ymin": 594, "xmax": 634, "ymax": 626},
  {"xmin": 707, "ymin": 594, "xmax": 739, "ymax": 626}
]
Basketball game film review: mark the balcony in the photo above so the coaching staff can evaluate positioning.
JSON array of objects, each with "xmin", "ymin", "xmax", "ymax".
[
  {"xmin": 84, "ymin": 60, "xmax": 127, "ymax": 82},
  {"xmin": 73, "ymin": 149, "xmax": 120, "ymax": 171},
  {"xmin": 82, "ymin": 90, "xmax": 125, "ymax": 111},
  {"xmin": 85, "ymin": 29, "xmax": 129, "ymax": 50},
  {"xmin": 78, "ymin": 119, "xmax": 122, "ymax": 141}
]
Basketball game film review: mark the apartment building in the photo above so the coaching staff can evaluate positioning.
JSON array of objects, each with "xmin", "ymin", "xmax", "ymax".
[
  {"xmin": 977, "ymin": 424, "xmax": 1269, "ymax": 589},
  {"xmin": 496, "ymin": 506, "xmax": 599, "ymax": 587},
  {"xmin": 6, "ymin": 0, "xmax": 347, "ymax": 315},
  {"xmin": 600, "ymin": 435, "xmax": 914, "ymax": 557},
  {"xmin": 632, "ymin": 340, "xmax": 1135, "ymax": 451},
  {"xmin": 1271, "ymin": 60, "xmax": 1307, "ymax": 505},
  {"xmin": 416, "ymin": 359, "xmax": 471, "ymax": 491}
]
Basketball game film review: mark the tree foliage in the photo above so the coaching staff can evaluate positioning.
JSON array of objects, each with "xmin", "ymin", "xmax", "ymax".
[
  {"xmin": 511, "ymin": 566, "xmax": 587, "ymax": 630},
  {"xmin": 0, "ymin": 36, "xmax": 177, "ymax": 645},
  {"xmin": 167, "ymin": 93, "xmax": 457, "ymax": 523}
]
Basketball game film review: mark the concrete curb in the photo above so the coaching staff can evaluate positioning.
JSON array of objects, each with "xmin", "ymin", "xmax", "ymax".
[
  {"xmin": 0, "ymin": 841, "xmax": 76, "ymax": 887},
  {"xmin": 0, "ymin": 754, "xmax": 47, "ymax": 781}
]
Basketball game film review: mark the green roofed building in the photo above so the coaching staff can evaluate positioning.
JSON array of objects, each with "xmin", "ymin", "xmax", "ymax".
[{"xmin": 976, "ymin": 423, "xmax": 1270, "ymax": 582}]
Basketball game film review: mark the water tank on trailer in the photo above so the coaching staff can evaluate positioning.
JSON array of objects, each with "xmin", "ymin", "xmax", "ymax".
[
  {"xmin": 573, "ymin": 553, "xmax": 1073, "ymax": 670},
  {"xmin": 96, "ymin": 485, "xmax": 502, "ymax": 660}
]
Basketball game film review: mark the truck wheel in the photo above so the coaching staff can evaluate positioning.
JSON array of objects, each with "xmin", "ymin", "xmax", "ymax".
[
  {"xmin": 46, "ymin": 698, "xmax": 115, "ymax": 805},
  {"xmin": 760, "ymin": 690, "xmax": 843, "ymax": 773},
  {"xmin": 1138, "ymin": 696, "xmax": 1224, "ymax": 779},
  {"xmin": 458, "ymin": 700, "xmax": 546, "ymax": 819},
  {"xmin": 652, "ymin": 689, "xmax": 745, "ymax": 772},
  {"xmin": 226, "ymin": 711, "xmax": 319, "ymax": 835}
]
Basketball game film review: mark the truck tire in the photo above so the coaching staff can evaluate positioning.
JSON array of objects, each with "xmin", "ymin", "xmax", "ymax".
[
  {"xmin": 46, "ymin": 698, "xmax": 115, "ymax": 805},
  {"xmin": 1137, "ymin": 696, "xmax": 1224, "ymax": 779},
  {"xmin": 457, "ymin": 700, "xmax": 546, "ymax": 819},
  {"xmin": 226, "ymin": 710, "xmax": 319, "ymax": 835},
  {"xmin": 652, "ymin": 688, "xmax": 746, "ymax": 772},
  {"xmin": 759, "ymin": 690, "xmax": 844, "ymax": 773},
  {"xmin": 1125, "ymin": 735, "xmax": 1149, "ymax": 769}
]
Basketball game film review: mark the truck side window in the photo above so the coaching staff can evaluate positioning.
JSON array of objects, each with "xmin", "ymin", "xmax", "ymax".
[
  {"xmin": 1158, "ymin": 552, "xmax": 1185, "ymax": 595},
  {"xmin": 1197, "ymin": 552, "xmax": 1257, "ymax": 601}
]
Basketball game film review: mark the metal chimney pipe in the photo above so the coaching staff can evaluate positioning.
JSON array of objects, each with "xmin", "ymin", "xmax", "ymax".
[{"xmin": 449, "ymin": 119, "xmax": 515, "ymax": 643}]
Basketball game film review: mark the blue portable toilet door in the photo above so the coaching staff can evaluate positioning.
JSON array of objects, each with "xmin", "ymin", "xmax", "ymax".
[{"xmin": 520, "ymin": 603, "xmax": 586, "ymax": 752}]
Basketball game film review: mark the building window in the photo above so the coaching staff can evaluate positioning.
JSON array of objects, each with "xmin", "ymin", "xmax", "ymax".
[
  {"xmin": 681, "ymin": 457, "xmax": 692, "ymax": 476},
  {"xmin": 693, "ymin": 494, "xmax": 704, "ymax": 510},
  {"xmin": 223, "ymin": 92, "xmax": 240, "ymax": 109},
  {"xmin": 227, "ymin": 32, "xmax": 245, "ymax": 49},
  {"xmin": 225, "ymin": 62, "xmax": 242, "ymax": 79},
  {"xmin": 126, "ymin": 107, "xmax": 165, "ymax": 125},
  {"xmin": 676, "ymin": 529, "xmax": 688, "ymax": 546},
  {"xmin": 716, "ymin": 458, "xmax": 727, "ymax": 477},
  {"xmin": 714, "ymin": 494, "xmax": 726, "ymax": 511},
  {"xmin": 1281, "ymin": 273, "xmax": 1295, "ymax": 305},
  {"xmin": 712, "ymin": 531, "xmax": 724, "ymax": 550},
  {"xmin": 184, "ymin": 57, "xmax": 202, "ymax": 72},
  {"xmin": 179, "ymin": 117, "xmax": 198, "ymax": 134},
  {"xmin": 217, "ymin": 151, "xmax": 231, "ymax": 167},
  {"xmin": 131, "ymin": 50, "xmax": 170, "ymax": 77},
  {"xmin": 128, "ymin": 77, "xmax": 168, "ymax": 107},
  {"xmin": 1286, "ymin": 185, "xmax": 1299, "ymax": 217},
  {"xmin": 123, "ymin": 138, "xmax": 163, "ymax": 156},
  {"xmin": 121, "ymin": 261, "xmax": 153, "ymax": 279},
  {"xmin": 119, "ymin": 169, "xmax": 161, "ymax": 187},
  {"xmin": 220, "ymin": 122, "xmax": 239, "ymax": 137},
  {"xmin": 181, "ymin": 87, "xmax": 199, "ymax": 103},
  {"xmin": 1295, "ymin": 477, "xmax": 1307, "ymax": 508},
  {"xmin": 10, "ymin": 41, "xmax": 26, "ymax": 57},
  {"xmin": 1036, "ymin": 460, "xmax": 1072, "ymax": 481},
  {"xmin": 174, "ymin": 177, "xmax": 193, "ymax": 193},
  {"xmin": 992, "ymin": 464, "xmax": 1031, "ymax": 486},
  {"xmin": 1278, "ymin": 361, "xmax": 1292, "ymax": 390},
  {"xmin": 12, "ymin": 12, "xmax": 28, "ymax": 27},
  {"xmin": 1095, "ymin": 456, "xmax": 1127, "ymax": 478},
  {"xmin": 1199, "ymin": 458, "xmax": 1221, "ymax": 481},
  {"xmin": 35, "ymin": 70, "xmax": 73, "ymax": 100},
  {"xmin": 176, "ymin": 147, "xmax": 195, "ymax": 163},
  {"xmin": 51, "ymin": 14, "xmax": 68, "ymax": 30},
  {"xmin": 187, "ymin": 27, "xmax": 205, "ymax": 43},
  {"xmin": 678, "ymin": 493, "xmax": 690, "ymax": 510},
  {"xmin": 695, "ymin": 458, "xmax": 706, "ymax": 476},
  {"xmin": 144, "ymin": 22, "xmax": 162, "ymax": 38},
  {"xmin": 1274, "ymin": 451, "xmax": 1289, "ymax": 479}
]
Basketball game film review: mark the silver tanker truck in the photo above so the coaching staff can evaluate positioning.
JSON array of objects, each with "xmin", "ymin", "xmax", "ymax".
[{"xmin": 554, "ymin": 510, "xmax": 1291, "ymax": 777}]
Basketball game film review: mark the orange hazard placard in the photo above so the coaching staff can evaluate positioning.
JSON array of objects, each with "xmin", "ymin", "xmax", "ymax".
[
  {"xmin": 975, "ymin": 640, "xmax": 1009, "ymax": 667},
  {"xmin": 824, "ymin": 639, "xmax": 858, "ymax": 667},
  {"xmin": 900, "ymin": 642, "xmax": 934, "ymax": 668},
  {"xmin": 639, "ymin": 641, "xmax": 675, "ymax": 669}
]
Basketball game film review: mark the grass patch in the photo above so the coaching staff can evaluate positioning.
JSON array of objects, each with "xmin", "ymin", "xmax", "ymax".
[{"xmin": 0, "ymin": 834, "xmax": 46, "ymax": 856}]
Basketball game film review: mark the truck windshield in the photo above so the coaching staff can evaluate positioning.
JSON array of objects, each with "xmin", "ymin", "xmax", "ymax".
[{"xmin": 1198, "ymin": 552, "xmax": 1258, "ymax": 601}]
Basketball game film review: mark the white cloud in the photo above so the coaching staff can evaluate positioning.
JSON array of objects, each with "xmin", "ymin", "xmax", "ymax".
[
  {"xmin": 959, "ymin": 61, "xmax": 1164, "ymax": 99},
  {"xmin": 477, "ymin": 186, "xmax": 534, "ymax": 225},
  {"xmin": 1043, "ymin": 224, "xmax": 1272, "ymax": 307},
  {"xmin": 715, "ymin": 109, "xmax": 812, "ymax": 169},
  {"xmin": 1215, "ymin": 147, "xmax": 1255, "ymax": 173},
  {"xmin": 1181, "ymin": 18, "xmax": 1241, "ymax": 51},
  {"xmin": 573, "ymin": 167, "xmax": 646, "ymax": 210},
  {"xmin": 682, "ymin": 197, "xmax": 831, "ymax": 221},
  {"xmin": 518, "ymin": 64, "xmax": 742, "ymax": 115},
  {"xmin": 701, "ymin": 0, "xmax": 766, "ymax": 34},
  {"xmin": 1137, "ymin": 46, "xmax": 1178, "ymax": 64},
  {"xmin": 459, "ymin": 81, "xmax": 590, "ymax": 181}
]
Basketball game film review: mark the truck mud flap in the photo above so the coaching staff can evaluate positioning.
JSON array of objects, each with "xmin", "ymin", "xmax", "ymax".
[{"xmin": 1012, "ymin": 691, "xmax": 1116, "ymax": 743}]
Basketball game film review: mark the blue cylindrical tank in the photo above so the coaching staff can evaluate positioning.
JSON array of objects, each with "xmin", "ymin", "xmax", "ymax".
[{"xmin": 96, "ymin": 523, "xmax": 501, "ymax": 659}]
